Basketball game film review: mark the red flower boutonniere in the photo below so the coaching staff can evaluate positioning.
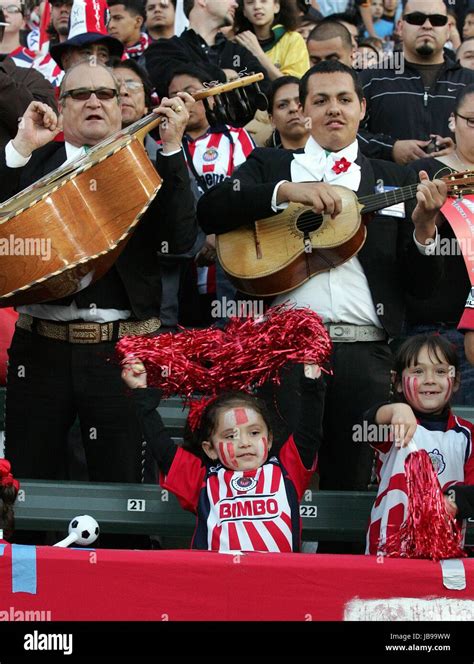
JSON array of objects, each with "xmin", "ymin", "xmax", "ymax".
[{"xmin": 332, "ymin": 157, "xmax": 351, "ymax": 174}]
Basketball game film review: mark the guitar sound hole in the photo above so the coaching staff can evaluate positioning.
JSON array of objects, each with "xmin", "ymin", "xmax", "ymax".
[{"xmin": 296, "ymin": 210, "xmax": 324, "ymax": 236}]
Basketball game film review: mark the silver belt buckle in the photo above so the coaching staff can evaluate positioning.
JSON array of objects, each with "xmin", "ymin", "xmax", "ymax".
[{"xmin": 329, "ymin": 324, "xmax": 356, "ymax": 342}]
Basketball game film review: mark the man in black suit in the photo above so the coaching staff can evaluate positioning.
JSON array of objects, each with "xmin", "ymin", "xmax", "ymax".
[
  {"xmin": 197, "ymin": 60, "xmax": 446, "ymax": 499},
  {"xmin": 1, "ymin": 61, "xmax": 196, "ymax": 490}
]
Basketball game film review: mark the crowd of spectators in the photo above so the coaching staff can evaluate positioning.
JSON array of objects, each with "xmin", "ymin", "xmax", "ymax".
[{"xmin": 0, "ymin": 0, "xmax": 473, "ymax": 551}]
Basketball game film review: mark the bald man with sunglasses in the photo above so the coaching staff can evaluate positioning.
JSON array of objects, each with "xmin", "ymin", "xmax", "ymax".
[
  {"xmin": 359, "ymin": 0, "xmax": 474, "ymax": 165},
  {"xmin": 0, "ymin": 61, "xmax": 197, "ymax": 525}
]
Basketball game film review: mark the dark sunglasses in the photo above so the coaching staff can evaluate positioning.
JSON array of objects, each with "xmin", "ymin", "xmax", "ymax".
[
  {"xmin": 403, "ymin": 12, "xmax": 448, "ymax": 27},
  {"xmin": 60, "ymin": 87, "xmax": 119, "ymax": 101}
]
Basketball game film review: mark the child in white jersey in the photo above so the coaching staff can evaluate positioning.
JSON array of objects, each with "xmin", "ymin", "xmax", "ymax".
[
  {"xmin": 122, "ymin": 359, "xmax": 324, "ymax": 552},
  {"xmin": 364, "ymin": 334, "xmax": 474, "ymax": 555}
]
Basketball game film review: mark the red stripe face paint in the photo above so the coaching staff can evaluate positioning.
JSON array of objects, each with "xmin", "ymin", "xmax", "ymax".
[
  {"xmin": 234, "ymin": 408, "xmax": 249, "ymax": 425},
  {"xmin": 222, "ymin": 408, "xmax": 251, "ymax": 430},
  {"xmin": 218, "ymin": 441, "xmax": 240, "ymax": 470},
  {"xmin": 259, "ymin": 436, "xmax": 269, "ymax": 463},
  {"xmin": 403, "ymin": 376, "xmax": 421, "ymax": 409},
  {"xmin": 445, "ymin": 376, "xmax": 454, "ymax": 403}
]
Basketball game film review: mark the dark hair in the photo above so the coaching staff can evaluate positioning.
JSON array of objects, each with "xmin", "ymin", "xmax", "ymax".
[
  {"xmin": 108, "ymin": 0, "xmax": 146, "ymax": 21},
  {"xmin": 146, "ymin": 0, "xmax": 176, "ymax": 8},
  {"xmin": 358, "ymin": 38, "xmax": 382, "ymax": 55},
  {"xmin": 234, "ymin": 0, "xmax": 298, "ymax": 35},
  {"xmin": 183, "ymin": 0, "xmax": 194, "ymax": 18},
  {"xmin": 268, "ymin": 74, "xmax": 300, "ymax": 112},
  {"xmin": 329, "ymin": 12, "xmax": 358, "ymax": 27},
  {"xmin": 299, "ymin": 59, "xmax": 364, "ymax": 107},
  {"xmin": 392, "ymin": 334, "xmax": 460, "ymax": 403},
  {"xmin": 182, "ymin": 391, "xmax": 273, "ymax": 462},
  {"xmin": 454, "ymin": 82, "xmax": 474, "ymax": 113},
  {"xmin": 307, "ymin": 19, "xmax": 353, "ymax": 50},
  {"xmin": 109, "ymin": 56, "xmax": 154, "ymax": 110},
  {"xmin": 165, "ymin": 63, "xmax": 213, "ymax": 95}
]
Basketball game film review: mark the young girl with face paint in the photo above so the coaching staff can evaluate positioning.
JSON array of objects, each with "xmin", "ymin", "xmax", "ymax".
[
  {"xmin": 363, "ymin": 334, "xmax": 474, "ymax": 555},
  {"xmin": 122, "ymin": 360, "xmax": 324, "ymax": 552}
]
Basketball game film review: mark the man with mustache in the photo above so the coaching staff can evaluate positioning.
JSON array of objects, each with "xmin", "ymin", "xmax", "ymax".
[{"xmin": 360, "ymin": 0, "xmax": 474, "ymax": 165}]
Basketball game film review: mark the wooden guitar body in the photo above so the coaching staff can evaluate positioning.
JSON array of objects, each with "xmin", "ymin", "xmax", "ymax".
[
  {"xmin": 217, "ymin": 185, "xmax": 366, "ymax": 296},
  {"xmin": 0, "ymin": 74, "xmax": 264, "ymax": 307},
  {"xmin": 0, "ymin": 137, "xmax": 161, "ymax": 307}
]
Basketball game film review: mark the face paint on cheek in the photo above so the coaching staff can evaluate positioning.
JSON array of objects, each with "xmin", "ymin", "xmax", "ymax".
[
  {"xmin": 259, "ymin": 435, "xmax": 269, "ymax": 461},
  {"xmin": 218, "ymin": 441, "xmax": 240, "ymax": 469},
  {"xmin": 403, "ymin": 376, "xmax": 422, "ymax": 409},
  {"xmin": 444, "ymin": 376, "xmax": 454, "ymax": 402}
]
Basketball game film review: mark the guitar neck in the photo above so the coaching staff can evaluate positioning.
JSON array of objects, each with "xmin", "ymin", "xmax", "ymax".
[{"xmin": 359, "ymin": 183, "xmax": 419, "ymax": 214}]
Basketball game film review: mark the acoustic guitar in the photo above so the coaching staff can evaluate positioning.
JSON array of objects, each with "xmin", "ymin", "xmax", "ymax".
[
  {"xmin": 0, "ymin": 73, "xmax": 265, "ymax": 307},
  {"xmin": 216, "ymin": 172, "xmax": 474, "ymax": 297}
]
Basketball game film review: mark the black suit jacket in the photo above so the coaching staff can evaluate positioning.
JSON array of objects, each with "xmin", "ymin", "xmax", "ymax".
[
  {"xmin": 197, "ymin": 147, "xmax": 444, "ymax": 337},
  {"xmin": 0, "ymin": 142, "xmax": 197, "ymax": 319}
]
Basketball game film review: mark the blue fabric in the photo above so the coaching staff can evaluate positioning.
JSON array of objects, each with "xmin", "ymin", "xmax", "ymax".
[
  {"xmin": 364, "ymin": 19, "xmax": 395, "ymax": 40},
  {"xmin": 0, "ymin": 544, "xmax": 5, "ymax": 556},
  {"xmin": 11, "ymin": 544, "xmax": 37, "ymax": 595}
]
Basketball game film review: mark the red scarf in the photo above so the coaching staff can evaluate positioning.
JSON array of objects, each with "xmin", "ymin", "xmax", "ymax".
[{"xmin": 124, "ymin": 33, "xmax": 152, "ymax": 59}]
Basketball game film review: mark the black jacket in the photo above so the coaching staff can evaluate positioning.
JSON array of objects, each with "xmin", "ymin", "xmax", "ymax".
[
  {"xmin": 197, "ymin": 147, "xmax": 444, "ymax": 337},
  {"xmin": 406, "ymin": 157, "xmax": 471, "ymax": 325},
  {"xmin": 0, "ymin": 56, "xmax": 57, "ymax": 148},
  {"xmin": 359, "ymin": 56, "xmax": 474, "ymax": 145},
  {"xmin": 0, "ymin": 143, "xmax": 197, "ymax": 319},
  {"xmin": 144, "ymin": 29, "xmax": 270, "ymax": 125}
]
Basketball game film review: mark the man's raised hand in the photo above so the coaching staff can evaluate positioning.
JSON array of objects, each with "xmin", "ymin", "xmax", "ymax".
[{"xmin": 12, "ymin": 101, "xmax": 62, "ymax": 158}]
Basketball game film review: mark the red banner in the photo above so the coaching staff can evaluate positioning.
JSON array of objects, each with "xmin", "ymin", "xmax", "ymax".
[{"xmin": 441, "ymin": 195, "xmax": 474, "ymax": 286}]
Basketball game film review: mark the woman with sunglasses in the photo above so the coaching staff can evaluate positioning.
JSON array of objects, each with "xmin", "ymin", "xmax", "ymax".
[{"xmin": 404, "ymin": 84, "xmax": 474, "ymax": 405}]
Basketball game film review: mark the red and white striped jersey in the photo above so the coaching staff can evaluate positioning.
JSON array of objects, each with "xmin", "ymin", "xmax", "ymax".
[
  {"xmin": 367, "ymin": 412, "xmax": 474, "ymax": 555},
  {"xmin": 183, "ymin": 126, "xmax": 254, "ymax": 194},
  {"xmin": 161, "ymin": 435, "xmax": 314, "ymax": 552}
]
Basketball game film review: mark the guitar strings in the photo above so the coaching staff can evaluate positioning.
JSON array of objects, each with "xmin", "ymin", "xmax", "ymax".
[
  {"xmin": 251, "ymin": 180, "xmax": 465, "ymax": 240},
  {"xmin": 252, "ymin": 185, "xmax": 419, "ymax": 239}
]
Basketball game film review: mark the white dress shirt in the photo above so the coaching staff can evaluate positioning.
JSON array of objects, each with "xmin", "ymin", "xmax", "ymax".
[{"xmin": 272, "ymin": 137, "xmax": 438, "ymax": 326}]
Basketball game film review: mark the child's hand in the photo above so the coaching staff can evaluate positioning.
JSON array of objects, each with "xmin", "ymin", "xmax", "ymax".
[
  {"xmin": 444, "ymin": 494, "xmax": 458, "ymax": 519},
  {"xmin": 304, "ymin": 364, "xmax": 321, "ymax": 380},
  {"xmin": 121, "ymin": 356, "xmax": 147, "ymax": 389},
  {"xmin": 389, "ymin": 403, "xmax": 417, "ymax": 448}
]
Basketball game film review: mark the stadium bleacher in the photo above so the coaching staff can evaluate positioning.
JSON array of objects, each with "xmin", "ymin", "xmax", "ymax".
[{"xmin": 0, "ymin": 385, "xmax": 472, "ymax": 546}]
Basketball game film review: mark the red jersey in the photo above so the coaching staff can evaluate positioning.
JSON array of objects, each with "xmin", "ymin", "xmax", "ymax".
[{"xmin": 161, "ymin": 435, "xmax": 315, "ymax": 552}]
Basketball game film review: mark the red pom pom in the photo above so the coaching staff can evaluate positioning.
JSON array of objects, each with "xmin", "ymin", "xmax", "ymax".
[
  {"xmin": 382, "ymin": 449, "xmax": 466, "ymax": 561},
  {"xmin": 0, "ymin": 459, "xmax": 11, "ymax": 477},
  {"xmin": 116, "ymin": 305, "xmax": 332, "ymax": 398}
]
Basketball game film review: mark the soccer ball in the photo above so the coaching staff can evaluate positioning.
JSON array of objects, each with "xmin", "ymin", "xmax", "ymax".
[{"xmin": 68, "ymin": 515, "xmax": 100, "ymax": 546}]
